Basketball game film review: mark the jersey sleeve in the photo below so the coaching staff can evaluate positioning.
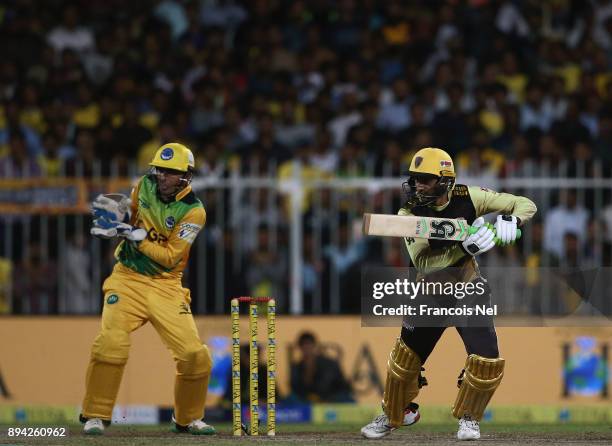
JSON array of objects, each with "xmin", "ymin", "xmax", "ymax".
[
  {"xmin": 468, "ymin": 186, "xmax": 537, "ymax": 224},
  {"xmin": 136, "ymin": 206, "xmax": 206, "ymax": 269},
  {"xmin": 398, "ymin": 207, "xmax": 467, "ymax": 270},
  {"xmin": 128, "ymin": 179, "xmax": 142, "ymax": 225}
]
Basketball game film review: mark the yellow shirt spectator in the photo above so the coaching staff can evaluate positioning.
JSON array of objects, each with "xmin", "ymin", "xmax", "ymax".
[
  {"xmin": 456, "ymin": 146, "xmax": 505, "ymax": 177},
  {"xmin": 73, "ymin": 104, "xmax": 101, "ymax": 128},
  {"xmin": 497, "ymin": 74, "xmax": 528, "ymax": 102}
]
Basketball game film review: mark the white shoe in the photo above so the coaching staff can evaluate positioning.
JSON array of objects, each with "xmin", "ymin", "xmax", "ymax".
[
  {"xmin": 361, "ymin": 404, "xmax": 420, "ymax": 439},
  {"xmin": 83, "ymin": 418, "xmax": 105, "ymax": 435},
  {"xmin": 172, "ymin": 415, "xmax": 216, "ymax": 435},
  {"xmin": 457, "ymin": 415, "xmax": 480, "ymax": 440}
]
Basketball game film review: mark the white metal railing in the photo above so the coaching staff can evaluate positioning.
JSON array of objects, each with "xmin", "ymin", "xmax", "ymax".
[
  {"xmin": 190, "ymin": 160, "xmax": 612, "ymax": 315},
  {"xmin": 1, "ymin": 158, "xmax": 611, "ymax": 315}
]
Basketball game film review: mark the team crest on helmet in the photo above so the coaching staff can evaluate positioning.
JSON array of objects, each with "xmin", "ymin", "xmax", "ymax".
[
  {"xmin": 440, "ymin": 160, "xmax": 452, "ymax": 168},
  {"xmin": 160, "ymin": 147, "xmax": 174, "ymax": 160},
  {"xmin": 165, "ymin": 216, "xmax": 176, "ymax": 229},
  {"xmin": 414, "ymin": 156, "xmax": 423, "ymax": 167}
]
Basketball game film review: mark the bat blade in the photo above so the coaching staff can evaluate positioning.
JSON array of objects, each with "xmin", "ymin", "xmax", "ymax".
[{"xmin": 363, "ymin": 213, "xmax": 470, "ymax": 241}]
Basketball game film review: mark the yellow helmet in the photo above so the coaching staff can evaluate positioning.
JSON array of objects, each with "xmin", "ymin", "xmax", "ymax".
[
  {"xmin": 404, "ymin": 147, "xmax": 456, "ymax": 207},
  {"xmin": 408, "ymin": 147, "xmax": 455, "ymax": 178},
  {"xmin": 149, "ymin": 143, "xmax": 195, "ymax": 172}
]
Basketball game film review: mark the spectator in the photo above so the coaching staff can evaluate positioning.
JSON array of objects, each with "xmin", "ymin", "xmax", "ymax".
[
  {"xmin": 190, "ymin": 83, "xmax": 224, "ymax": 135},
  {"xmin": 154, "ymin": 0, "xmax": 188, "ymax": 41},
  {"xmin": 245, "ymin": 226, "xmax": 287, "ymax": 309},
  {"xmin": 0, "ymin": 129, "xmax": 42, "ymax": 177},
  {"xmin": 603, "ymin": 197, "xmax": 612, "ymax": 243},
  {"xmin": 289, "ymin": 331, "xmax": 354, "ymax": 403},
  {"xmin": 520, "ymin": 82, "xmax": 555, "ymax": 132},
  {"xmin": 550, "ymin": 96, "xmax": 591, "ymax": 154},
  {"xmin": 328, "ymin": 92, "xmax": 362, "ymax": 149},
  {"xmin": 112, "ymin": 102, "xmax": 153, "ymax": 161},
  {"xmin": 274, "ymin": 99, "xmax": 315, "ymax": 149},
  {"xmin": 456, "ymin": 127, "xmax": 505, "ymax": 180},
  {"xmin": 374, "ymin": 137, "xmax": 406, "ymax": 177},
  {"xmin": 543, "ymin": 190, "xmax": 590, "ymax": 259},
  {"xmin": 497, "ymin": 51, "xmax": 527, "ymax": 102},
  {"xmin": 63, "ymin": 234, "xmax": 93, "ymax": 314},
  {"xmin": 376, "ymin": 78, "xmax": 412, "ymax": 133},
  {"xmin": 301, "ymin": 231, "xmax": 325, "ymax": 313},
  {"xmin": 46, "ymin": 6, "xmax": 95, "ymax": 55},
  {"xmin": 431, "ymin": 82, "xmax": 470, "ymax": 154},
  {"xmin": 0, "ymin": 102, "xmax": 44, "ymax": 157},
  {"xmin": 12, "ymin": 243, "xmax": 57, "ymax": 314}
]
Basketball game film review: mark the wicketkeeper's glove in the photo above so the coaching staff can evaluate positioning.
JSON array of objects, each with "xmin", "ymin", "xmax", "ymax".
[
  {"xmin": 91, "ymin": 220, "xmax": 147, "ymax": 242},
  {"xmin": 91, "ymin": 193, "xmax": 131, "ymax": 224}
]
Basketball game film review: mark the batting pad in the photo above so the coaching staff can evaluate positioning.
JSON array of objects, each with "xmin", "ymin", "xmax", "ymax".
[
  {"xmin": 383, "ymin": 337, "xmax": 423, "ymax": 427},
  {"xmin": 452, "ymin": 354, "xmax": 505, "ymax": 421}
]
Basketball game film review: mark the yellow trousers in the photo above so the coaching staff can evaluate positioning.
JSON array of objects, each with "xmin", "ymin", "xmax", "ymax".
[{"xmin": 81, "ymin": 264, "xmax": 212, "ymax": 426}]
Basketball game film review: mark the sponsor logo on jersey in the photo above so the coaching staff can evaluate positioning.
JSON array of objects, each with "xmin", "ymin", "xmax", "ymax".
[
  {"xmin": 107, "ymin": 294, "xmax": 119, "ymax": 304},
  {"xmin": 139, "ymin": 198, "xmax": 150, "ymax": 209},
  {"xmin": 165, "ymin": 216, "xmax": 175, "ymax": 229},
  {"xmin": 147, "ymin": 228, "xmax": 168, "ymax": 243},
  {"xmin": 178, "ymin": 222, "xmax": 201, "ymax": 244},
  {"xmin": 160, "ymin": 147, "xmax": 174, "ymax": 160}
]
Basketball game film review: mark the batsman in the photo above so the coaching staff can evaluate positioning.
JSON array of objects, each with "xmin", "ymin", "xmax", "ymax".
[
  {"xmin": 80, "ymin": 143, "xmax": 215, "ymax": 436},
  {"xmin": 361, "ymin": 147, "xmax": 537, "ymax": 440}
]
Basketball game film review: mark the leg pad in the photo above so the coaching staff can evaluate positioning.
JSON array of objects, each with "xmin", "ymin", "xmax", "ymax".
[
  {"xmin": 452, "ymin": 354, "xmax": 505, "ymax": 421},
  {"xmin": 383, "ymin": 338, "xmax": 423, "ymax": 427},
  {"xmin": 174, "ymin": 345, "xmax": 213, "ymax": 426}
]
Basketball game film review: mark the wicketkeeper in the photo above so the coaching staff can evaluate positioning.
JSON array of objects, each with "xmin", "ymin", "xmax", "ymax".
[
  {"xmin": 361, "ymin": 147, "xmax": 537, "ymax": 440},
  {"xmin": 80, "ymin": 143, "xmax": 215, "ymax": 435}
]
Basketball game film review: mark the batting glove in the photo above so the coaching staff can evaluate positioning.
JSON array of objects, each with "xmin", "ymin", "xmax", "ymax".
[
  {"xmin": 494, "ymin": 215, "xmax": 520, "ymax": 245},
  {"xmin": 462, "ymin": 217, "xmax": 496, "ymax": 256}
]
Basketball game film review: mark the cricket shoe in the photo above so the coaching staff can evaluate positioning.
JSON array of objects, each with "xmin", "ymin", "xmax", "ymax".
[
  {"xmin": 171, "ymin": 415, "xmax": 216, "ymax": 435},
  {"xmin": 361, "ymin": 403, "xmax": 420, "ymax": 439},
  {"xmin": 457, "ymin": 414, "xmax": 480, "ymax": 440},
  {"xmin": 83, "ymin": 418, "xmax": 105, "ymax": 435}
]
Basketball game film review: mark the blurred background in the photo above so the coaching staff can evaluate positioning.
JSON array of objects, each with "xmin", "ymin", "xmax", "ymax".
[
  {"xmin": 0, "ymin": 0, "xmax": 610, "ymax": 427},
  {"xmin": 1, "ymin": 0, "xmax": 612, "ymax": 316}
]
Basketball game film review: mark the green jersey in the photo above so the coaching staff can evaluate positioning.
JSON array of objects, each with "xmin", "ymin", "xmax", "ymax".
[{"xmin": 115, "ymin": 175, "xmax": 206, "ymax": 280}]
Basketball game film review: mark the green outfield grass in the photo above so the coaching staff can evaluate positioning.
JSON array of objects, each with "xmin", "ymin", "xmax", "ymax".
[{"xmin": 2, "ymin": 422, "xmax": 612, "ymax": 446}]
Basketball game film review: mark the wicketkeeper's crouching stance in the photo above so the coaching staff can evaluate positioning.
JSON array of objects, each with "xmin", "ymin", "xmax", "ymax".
[
  {"xmin": 80, "ymin": 143, "xmax": 215, "ymax": 436},
  {"xmin": 361, "ymin": 148, "xmax": 536, "ymax": 441}
]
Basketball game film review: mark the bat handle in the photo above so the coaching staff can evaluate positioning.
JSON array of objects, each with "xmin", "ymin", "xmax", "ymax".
[{"xmin": 468, "ymin": 224, "xmax": 522, "ymax": 245}]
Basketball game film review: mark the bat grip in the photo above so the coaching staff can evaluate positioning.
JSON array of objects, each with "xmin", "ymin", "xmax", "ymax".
[{"xmin": 468, "ymin": 224, "xmax": 522, "ymax": 245}]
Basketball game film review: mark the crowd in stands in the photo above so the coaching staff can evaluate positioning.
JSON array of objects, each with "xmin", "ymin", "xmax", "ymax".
[
  {"xmin": 3, "ymin": 0, "xmax": 612, "ymax": 179},
  {"xmin": 2, "ymin": 0, "xmax": 612, "ymax": 314}
]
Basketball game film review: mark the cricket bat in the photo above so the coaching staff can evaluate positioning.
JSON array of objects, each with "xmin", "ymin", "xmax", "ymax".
[{"xmin": 362, "ymin": 213, "xmax": 521, "ymax": 242}]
